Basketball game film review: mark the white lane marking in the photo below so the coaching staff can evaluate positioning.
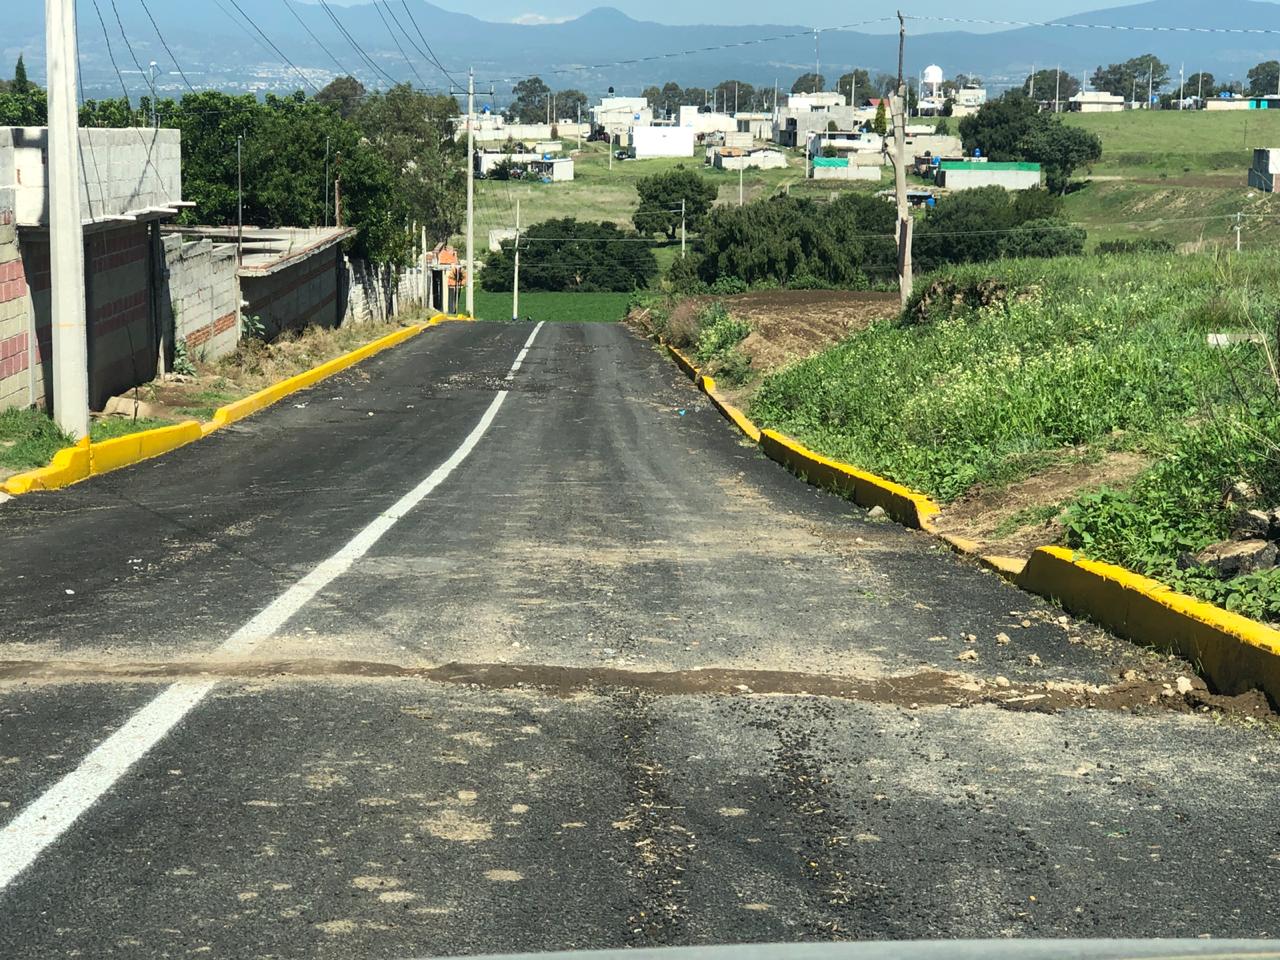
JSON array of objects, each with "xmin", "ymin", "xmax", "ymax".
[
  {"xmin": 505, "ymin": 322, "xmax": 543, "ymax": 381},
  {"xmin": 0, "ymin": 321, "xmax": 545, "ymax": 895}
]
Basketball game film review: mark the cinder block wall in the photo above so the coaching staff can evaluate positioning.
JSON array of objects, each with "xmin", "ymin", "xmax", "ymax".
[
  {"xmin": 0, "ymin": 194, "xmax": 32, "ymax": 409},
  {"xmin": 240, "ymin": 246, "xmax": 343, "ymax": 338},
  {"xmin": 162, "ymin": 235, "xmax": 238, "ymax": 361}
]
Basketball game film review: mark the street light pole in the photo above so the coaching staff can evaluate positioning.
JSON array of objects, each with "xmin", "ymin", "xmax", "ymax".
[{"xmin": 46, "ymin": 0, "xmax": 90, "ymax": 439}]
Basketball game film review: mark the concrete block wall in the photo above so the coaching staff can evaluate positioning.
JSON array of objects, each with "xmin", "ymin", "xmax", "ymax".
[
  {"xmin": 0, "ymin": 190, "xmax": 33, "ymax": 410},
  {"xmin": 241, "ymin": 246, "xmax": 343, "ymax": 339},
  {"xmin": 163, "ymin": 235, "xmax": 238, "ymax": 360},
  {"xmin": 0, "ymin": 127, "xmax": 183, "ymax": 226},
  {"xmin": 344, "ymin": 260, "xmax": 424, "ymax": 325}
]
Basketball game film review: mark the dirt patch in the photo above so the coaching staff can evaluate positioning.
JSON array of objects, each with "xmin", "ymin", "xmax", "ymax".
[
  {"xmin": 1130, "ymin": 174, "xmax": 1244, "ymax": 189},
  {"xmin": 933, "ymin": 449, "xmax": 1150, "ymax": 559},
  {"xmin": 724, "ymin": 291, "xmax": 898, "ymax": 373},
  {"xmin": 116, "ymin": 319, "xmax": 420, "ymax": 423}
]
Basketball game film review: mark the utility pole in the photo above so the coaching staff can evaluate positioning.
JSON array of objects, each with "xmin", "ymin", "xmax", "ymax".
[
  {"xmin": 334, "ymin": 151, "xmax": 342, "ymax": 228},
  {"xmin": 680, "ymin": 198, "xmax": 686, "ymax": 258},
  {"xmin": 891, "ymin": 11, "xmax": 913, "ymax": 308},
  {"xmin": 46, "ymin": 0, "xmax": 89, "ymax": 439},
  {"xmin": 814, "ymin": 29, "xmax": 820, "ymax": 88},
  {"xmin": 512, "ymin": 198, "xmax": 521, "ymax": 322},
  {"xmin": 323, "ymin": 135, "xmax": 331, "ymax": 227},
  {"xmin": 1054, "ymin": 66, "xmax": 1061, "ymax": 113},
  {"xmin": 1198, "ymin": 71, "xmax": 1204, "ymax": 104},
  {"xmin": 148, "ymin": 60, "xmax": 159, "ymax": 127},
  {"xmin": 1236, "ymin": 211, "xmax": 1243, "ymax": 252},
  {"xmin": 466, "ymin": 67, "xmax": 475, "ymax": 319},
  {"xmin": 577, "ymin": 103, "xmax": 581, "ymax": 149},
  {"xmin": 1148, "ymin": 65, "xmax": 1153, "ymax": 110},
  {"xmin": 1030, "ymin": 64, "xmax": 1036, "ymax": 102},
  {"xmin": 421, "ymin": 224, "xmax": 428, "ymax": 308},
  {"xmin": 237, "ymin": 135, "xmax": 244, "ymax": 266}
]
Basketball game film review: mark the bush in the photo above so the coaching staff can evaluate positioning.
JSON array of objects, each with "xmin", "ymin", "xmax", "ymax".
[
  {"xmin": 665, "ymin": 255, "xmax": 708, "ymax": 295},
  {"xmin": 708, "ymin": 276, "xmax": 749, "ymax": 295},
  {"xmin": 693, "ymin": 303, "xmax": 751, "ymax": 364},
  {"xmin": 914, "ymin": 187, "xmax": 1081, "ymax": 269},
  {"xmin": 1001, "ymin": 218, "xmax": 1085, "ymax": 259},
  {"xmin": 484, "ymin": 217, "xmax": 657, "ymax": 292},
  {"xmin": 1095, "ymin": 238, "xmax": 1175, "ymax": 255},
  {"xmin": 698, "ymin": 192, "xmax": 896, "ymax": 288}
]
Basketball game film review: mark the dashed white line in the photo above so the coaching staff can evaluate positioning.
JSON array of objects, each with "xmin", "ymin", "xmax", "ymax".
[{"xmin": 0, "ymin": 321, "xmax": 545, "ymax": 894}]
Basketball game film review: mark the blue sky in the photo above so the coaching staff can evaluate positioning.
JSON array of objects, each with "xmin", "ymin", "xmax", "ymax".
[{"xmin": 319, "ymin": 0, "xmax": 1150, "ymax": 30}]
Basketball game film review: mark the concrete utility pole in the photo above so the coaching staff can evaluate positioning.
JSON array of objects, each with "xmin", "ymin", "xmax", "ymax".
[
  {"xmin": 1236, "ymin": 211, "xmax": 1243, "ymax": 252},
  {"xmin": 46, "ymin": 0, "xmax": 89, "ymax": 439},
  {"xmin": 1029, "ymin": 64, "xmax": 1036, "ymax": 102},
  {"xmin": 1148, "ymin": 66, "xmax": 1153, "ymax": 110},
  {"xmin": 466, "ymin": 68, "xmax": 475, "ymax": 318},
  {"xmin": 420, "ymin": 224, "xmax": 428, "ymax": 308},
  {"xmin": 324, "ymin": 135, "xmax": 331, "ymax": 227},
  {"xmin": 237, "ymin": 135, "xmax": 244, "ymax": 266},
  {"xmin": 1055, "ymin": 66, "xmax": 1061, "ymax": 113},
  {"xmin": 334, "ymin": 151, "xmax": 342, "ymax": 228},
  {"xmin": 891, "ymin": 11, "xmax": 913, "ymax": 308},
  {"xmin": 512, "ymin": 198, "xmax": 520, "ymax": 322},
  {"xmin": 680, "ymin": 198, "xmax": 686, "ymax": 258},
  {"xmin": 148, "ymin": 61, "xmax": 159, "ymax": 127}
]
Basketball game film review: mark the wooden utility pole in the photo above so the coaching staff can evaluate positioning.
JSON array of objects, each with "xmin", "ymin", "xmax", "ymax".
[{"xmin": 890, "ymin": 11, "xmax": 913, "ymax": 307}]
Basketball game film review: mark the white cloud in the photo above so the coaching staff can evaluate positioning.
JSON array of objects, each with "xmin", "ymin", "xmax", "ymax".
[{"xmin": 511, "ymin": 13, "xmax": 573, "ymax": 24}]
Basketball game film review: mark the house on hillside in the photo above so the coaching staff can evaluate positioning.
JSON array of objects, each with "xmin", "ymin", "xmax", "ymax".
[{"xmin": 935, "ymin": 160, "xmax": 1041, "ymax": 191}]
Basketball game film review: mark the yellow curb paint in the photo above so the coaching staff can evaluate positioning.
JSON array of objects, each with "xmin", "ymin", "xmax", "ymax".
[
  {"xmin": 2, "ymin": 437, "xmax": 90, "ymax": 495},
  {"xmin": 657, "ymin": 330, "xmax": 1280, "ymax": 700},
  {"xmin": 3, "ymin": 315, "xmax": 448, "ymax": 496},
  {"xmin": 759, "ymin": 429, "xmax": 941, "ymax": 531},
  {"xmin": 1016, "ymin": 546, "xmax": 1280, "ymax": 701}
]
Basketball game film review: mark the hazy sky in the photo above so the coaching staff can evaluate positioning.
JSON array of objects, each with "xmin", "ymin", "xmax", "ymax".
[{"xmin": 319, "ymin": 0, "xmax": 1152, "ymax": 30}]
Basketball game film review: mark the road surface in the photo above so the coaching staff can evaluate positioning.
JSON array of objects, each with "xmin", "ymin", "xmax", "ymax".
[{"xmin": 1, "ymin": 320, "xmax": 1279, "ymax": 958}]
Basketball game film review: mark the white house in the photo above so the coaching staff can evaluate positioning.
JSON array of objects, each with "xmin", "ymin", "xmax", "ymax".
[
  {"xmin": 591, "ymin": 97, "xmax": 652, "ymax": 137},
  {"xmin": 1068, "ymin": 91, "xmax": 1125, "ymax": 113},
  {"xmin": 629, "ymin": 126, "xmax": 696, "ymax": 159}
]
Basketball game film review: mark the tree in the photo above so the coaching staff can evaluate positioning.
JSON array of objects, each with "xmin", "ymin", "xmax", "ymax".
[
  {"xmin": 713, "ymin": 80, "xmax": 754, "ymax": 113},
  {"xmin": 1017, "ymin": 120, "xmax": 1102, "ymax": 193},
  {"xmin": 555, "ymin": 88, "xmax": 588, "ymax": 123},
  {"xmin": 697, "ymin": 193, "xmax": 896, "ymax": 288},
  {"xmin": 837, "ymin": 69, "xmax": 872, "ymax": 105},
  {"xmin": 949, "ymin": 73, "xmax": 980, "ymax": 91},
  {"xmin": 1023, "ymin": 69, "xmax": 1079, "ymax": 102},
  {"xmin": 959, "ymin": 91, "xmax": 1101, "ymax": 191},
  {"xmin": 1185, "ymin": 72, "xmax": 1215, "ymax": 99},
  {"xmin": 355, "ymin": 84, "xmax": 465, "ymax": 250},
  {"xmin": 873, "ymin": 99, "xmax": 888, "ymax": 136},
  {"xmin": 1091, "ymin": 55, "xmax": 1169, "ymax": 99},
  {"xmin": 1248, "ymin": 60, "xmax": 1280, "ymax": 97},
  {"xmin": 12, "ymin": 55, "xmax": 30, "ymax": 95},
  {"xmin": 914, "ymin": 186, "xmax": 1078, "ymax": 270},
  {"xmin": 316, "ymin": 75, "xmax": 366, "ymax": 119},
  {"xmin": 482, "ymin": 218, "xmax": 656, "ymax": 292},
  {"xmin": 509, "ymin": 76, "xmax": 551, "ymax": 124},
  {"xmin": 958, "ymin": 92, "xmax": 1040, "ymax": 160},
  {"xmin": 791, "ymin": 73, "xmax": 825, "ymax": 95},
  {"xmin": 633, "ymin": 167, "xmax": 718, "ymax": 239},
  {"xmin": 873, "ymin": 72, "xmax": 898, "ymax": 96}
]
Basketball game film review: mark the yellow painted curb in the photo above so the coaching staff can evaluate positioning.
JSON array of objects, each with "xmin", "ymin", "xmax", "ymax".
[
  {"xmin": 3, "ymin": 437, "xmax": 90, "ymax": 495},
  {"xmin": 1016, "ymin": 547, "xmax": 1280, "ymax": 700},
  {"xmin": 759, "ymin": 429, "xmax": 942, "ymax": 530},
  {"xmin": 656, "ymin": 329, "xmax": 1280, "ymax": 702},
  {"xmin": 3, "ymin": 315, "xmax": 448, "ymax": 496}
]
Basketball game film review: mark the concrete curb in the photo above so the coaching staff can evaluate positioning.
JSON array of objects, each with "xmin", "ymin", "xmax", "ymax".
[
  {"xmin": 659, "ymin": 334, "xmax": 1280, "ymax": 703},
  {"xmin": 3, "ymin": 315, "xmax": 453, "ymax": 496}
]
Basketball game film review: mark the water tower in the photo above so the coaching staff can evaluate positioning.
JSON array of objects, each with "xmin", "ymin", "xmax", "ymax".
[{"xmin": 923, "ymin": 64, "xmax": 944, "ymax": 100}]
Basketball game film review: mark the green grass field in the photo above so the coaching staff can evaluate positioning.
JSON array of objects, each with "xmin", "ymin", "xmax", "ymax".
[
  {"xmin": 1057, "ymin": 110, "xmax": 1280, "ymax": 249},
  {"xmin": 469, "ymin": 141, "xmax": 807, "ymax": 243},
  {"xmin": 473, "ymin": 289, "xmax": 633, "ymax": 323}
]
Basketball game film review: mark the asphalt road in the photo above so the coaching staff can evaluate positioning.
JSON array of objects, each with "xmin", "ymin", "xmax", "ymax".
[{"xmin": 2, "ymin": 319, "xmax": 1280, "ymax": 959}]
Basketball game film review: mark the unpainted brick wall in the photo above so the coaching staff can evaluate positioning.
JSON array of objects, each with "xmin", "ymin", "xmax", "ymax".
[
  {"xmin": 0, "ymin": 197, "xmax": 33, "ymax": 410},
  {"xmin": 241, "ymin": 246, "xmax": 343, "ymax": 339}
]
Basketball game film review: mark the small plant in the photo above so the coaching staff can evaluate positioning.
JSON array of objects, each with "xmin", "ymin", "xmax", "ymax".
[
  {"xmin": 172, "ymin": 338, "xmax": 197, "ymax": 377},
  {"xmin": 694, "ymin": 303, "xmax": 750, "ymax": 364},
  {"xmin": 241, "ymin": 313, "xmax": 268, "ymax": 341},
  {"xmin": 708, "ymin": 276, "xmax": 748, "ymax": 296}
]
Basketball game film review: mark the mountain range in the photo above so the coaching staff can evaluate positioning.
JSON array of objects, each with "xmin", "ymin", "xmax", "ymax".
[{"xmin": 4, "ymin": 0, "xmax": 1280, "ymax": 99}]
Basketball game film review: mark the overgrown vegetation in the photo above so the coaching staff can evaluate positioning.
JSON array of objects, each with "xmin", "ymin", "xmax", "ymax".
[
  {"xmin": 483, "ymin": 218, "xmax": 658, "ymax": 292},
  {"xmin": 750, "ymin": 251, "xmax": 1280, "ymax": 619}
]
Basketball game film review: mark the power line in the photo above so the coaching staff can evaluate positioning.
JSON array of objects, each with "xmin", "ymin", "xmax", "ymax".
[
  {"xmin": 220, "ymin": 0, "xmax": 322, "ymax": 93},
  {"xmin": 371, "ymin": 0, "xmax": 427, "ymax": 89},
  {"xmin": 318, "ymin": 0, "xmax": 400, "ymax": 89},
  {"xmin": 397, "ymin": 0, "xmax": 461, "ymax": 87},
  {"xmin": 280, "ymin": 0, "xmax": 350, "ymax": 77},
  {"xmin": 137, "ymin": 0, "xmax": 198, "ymax": 93},
  {"xmin": 905, "ymin": 13, "xmax": 1280, "ymax": 36}
]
